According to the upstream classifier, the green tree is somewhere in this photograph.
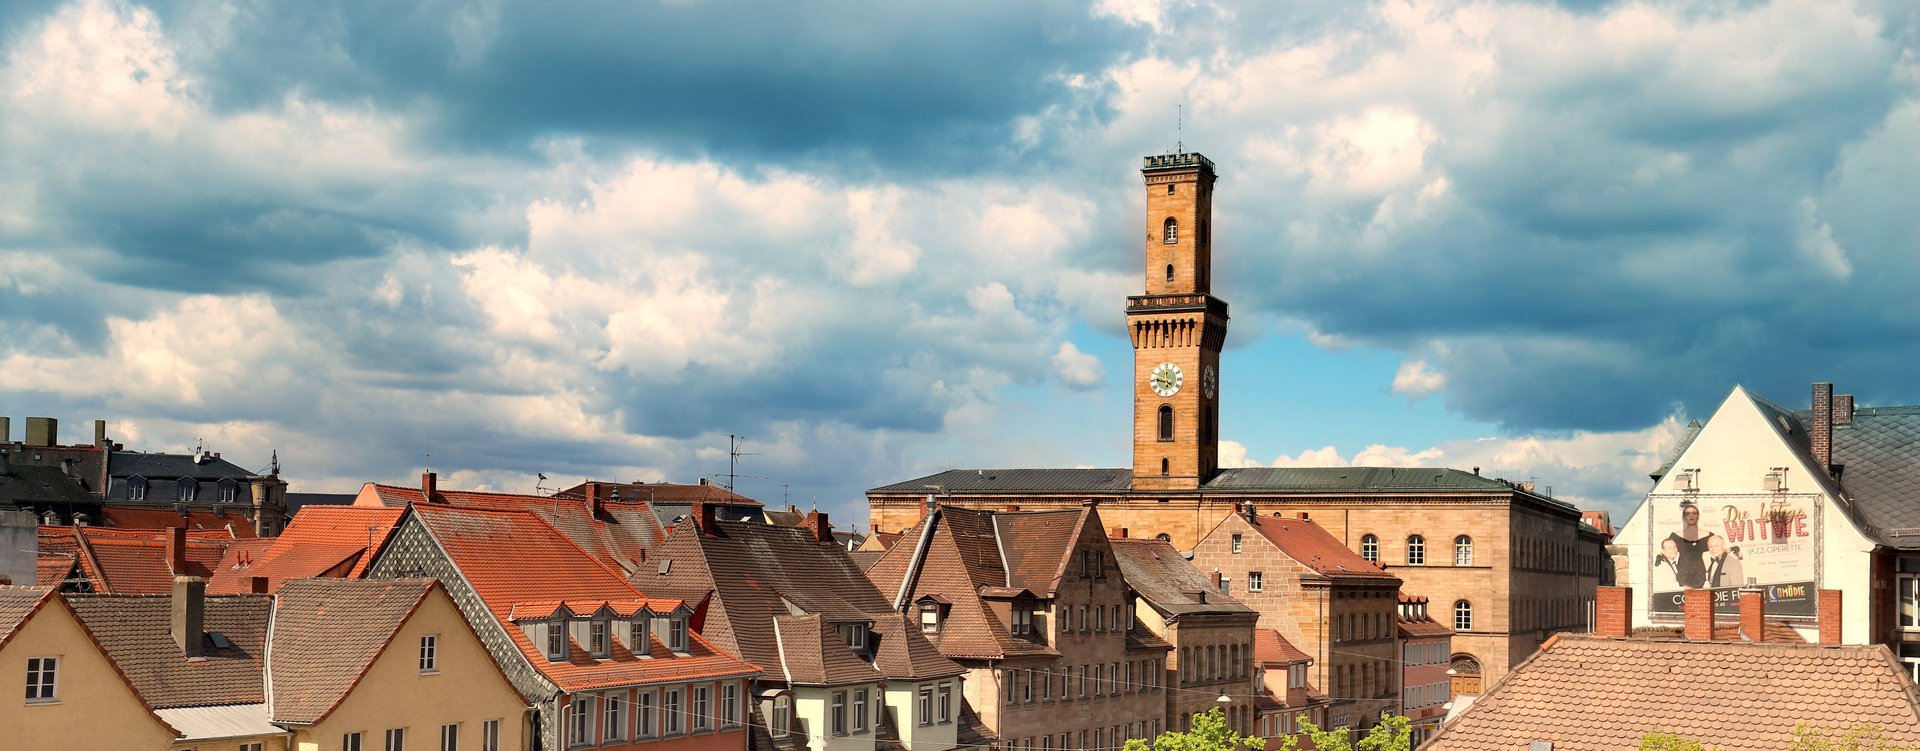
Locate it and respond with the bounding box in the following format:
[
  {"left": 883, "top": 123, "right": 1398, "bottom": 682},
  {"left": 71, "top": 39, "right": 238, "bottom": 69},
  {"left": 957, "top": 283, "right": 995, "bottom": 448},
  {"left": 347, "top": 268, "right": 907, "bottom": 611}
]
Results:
[
  {"left": 1278, "top": 712, "right": 1412, "bottom": 751},
  {"left": 1123, "top": 707, "right": 1266, "bottom": 751},
  {"left": 1790, "top": 723, "right": 1918, "bottom": 751},
  {"left": 1639, "top": 730, "right": 1713, "bottom": 751}
]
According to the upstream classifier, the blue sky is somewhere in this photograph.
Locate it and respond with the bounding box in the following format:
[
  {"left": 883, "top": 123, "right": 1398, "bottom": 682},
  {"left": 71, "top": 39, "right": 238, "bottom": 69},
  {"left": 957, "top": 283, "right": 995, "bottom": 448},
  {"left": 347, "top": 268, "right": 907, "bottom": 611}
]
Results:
[{"left": 2, "top": 0, "right": 1915, "bottom": 526}]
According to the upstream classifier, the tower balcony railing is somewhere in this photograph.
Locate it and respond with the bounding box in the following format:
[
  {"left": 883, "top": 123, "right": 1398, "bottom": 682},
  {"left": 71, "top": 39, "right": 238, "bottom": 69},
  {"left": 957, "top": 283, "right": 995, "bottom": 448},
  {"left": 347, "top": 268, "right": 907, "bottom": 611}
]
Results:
[
  {"left": 1127, "top": 294, "right": 1228, "bottom": 316},
  {"left": 1142, "top": 152, "right": 1215, "bottom": 172}
]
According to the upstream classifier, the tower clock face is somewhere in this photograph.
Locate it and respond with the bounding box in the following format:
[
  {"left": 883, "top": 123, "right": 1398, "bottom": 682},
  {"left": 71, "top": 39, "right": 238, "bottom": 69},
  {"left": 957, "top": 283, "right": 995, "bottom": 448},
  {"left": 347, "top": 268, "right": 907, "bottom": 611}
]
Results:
[
  {"left": 1149, "top": 362, "right": 1184, "bottom": 397},
  {"left": 1203, "top": 365, "right": 1218, "bottom": 399}
]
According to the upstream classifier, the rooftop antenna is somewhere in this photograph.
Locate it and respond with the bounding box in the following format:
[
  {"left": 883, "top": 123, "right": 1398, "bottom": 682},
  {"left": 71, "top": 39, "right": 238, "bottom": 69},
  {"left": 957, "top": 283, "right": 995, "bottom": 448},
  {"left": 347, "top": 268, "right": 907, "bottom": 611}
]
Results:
[
  {"left": 1177, "top": 104, "right": 1183, "bottom": 154},
  {"left": 535, "top": 472, "right": 550, "bottom": 495},
  {"left": 422, "top": 425, "right": 433, "bottom": 474},
  {"left": 718, "top": 434, "right": 761, "bottom": 492}
]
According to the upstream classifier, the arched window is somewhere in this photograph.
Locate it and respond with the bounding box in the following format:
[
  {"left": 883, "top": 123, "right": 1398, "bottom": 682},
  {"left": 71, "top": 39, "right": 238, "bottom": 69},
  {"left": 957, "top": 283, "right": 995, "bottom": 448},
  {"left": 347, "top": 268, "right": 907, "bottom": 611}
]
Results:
[
  {"left": 1453, "top": 600, "right": 1473, "bottom": 631},
  {"left": 127, "top": 476, "right": 148, "bottom": 501},
  {"left": 1158, "top": 405, "right": 1174, "bottom": 442},
  {"left": 1165, "top": 263, "right": 1175, "bottom": 282},
  {"left": 1155, "top": 533, "right": 1172, "bottom": 543},
  {"left": 217, "top": 478, "right": 239, "bottom": 503},
  {"left": 1360, "top": 534, "right": 1379, "bottom": 562},
  {"left": 1163, "top": 217, "right": 1178, "bottom": 244},
  {"left": 1455, "top": 535, "right": 1473, "bottom": 566},
  {"left": 1407, "top": 535, "right": 1426, "bottom": 565},
  {"left": 1160, "top": 458, "right": 1169, "bottom": 476}
]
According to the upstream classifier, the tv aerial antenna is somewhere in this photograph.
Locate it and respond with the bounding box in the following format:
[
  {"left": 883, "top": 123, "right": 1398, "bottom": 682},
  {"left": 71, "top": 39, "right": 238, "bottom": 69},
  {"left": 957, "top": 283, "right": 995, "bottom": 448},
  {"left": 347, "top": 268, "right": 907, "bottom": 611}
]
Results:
[{"left": 714, "top": 434, "right": 763, "bottom": 492}]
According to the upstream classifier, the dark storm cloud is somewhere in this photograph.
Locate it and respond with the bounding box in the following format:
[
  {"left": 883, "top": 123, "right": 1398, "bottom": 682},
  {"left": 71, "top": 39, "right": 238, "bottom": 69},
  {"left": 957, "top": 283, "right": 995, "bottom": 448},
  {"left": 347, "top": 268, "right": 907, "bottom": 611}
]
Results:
[{"left": 138, "top": 0, "right": 1139, "bottom": 169}]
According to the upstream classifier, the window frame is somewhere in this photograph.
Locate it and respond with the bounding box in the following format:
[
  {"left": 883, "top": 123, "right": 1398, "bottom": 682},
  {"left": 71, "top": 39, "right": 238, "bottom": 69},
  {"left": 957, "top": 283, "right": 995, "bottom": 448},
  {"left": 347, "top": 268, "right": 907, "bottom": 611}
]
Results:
[
  {"left": 441, "top": 723, "right": 459, "bottom": 751},
  {"left": 385, "top": 727, "right": 407, "bottom": 751},
  {"left": 832, "top": 690, "right": 849, "bottom": 736},
  {"left": 481, "top": 720, "right": 499, "bottom": 751},
  {"left": 722, "top": 683, "right": 740, "bottom": 728},
  {"left": 917, "top": 685, "right": 934, "bottom": 726},
  {"left": 1247, "top": 571, "right": 1263, "bottom": 592},
  {"left": 419, "top": 635, "right": 439, "bottom": 673},
  {"left": 636, "top": 689, "right": 656, "bottom": 738},
  {"left": 1455, "top": 535, "right": 1474, "bottom": 566},
  {"left": 546, "top": 619, "right": 568, "bottom": 661},
  {"left": 770, "top": 694, "right": 791, "bottom": 737},
  {"left": 566, "top": 695, "right": 594, "bottom": 747},
  {"left": 343, "top": 732, "right": 364, "bottom": 751},
  {"left": 1454, "top": 600, "right": 1473, "bottom": 632},
  {"left": 1163, "top": 217, "right": 1179, "bottom": 244},
  {"left": 663, "top": 687, "right": 683, "bottom": 735},
  {"left": 589, "top": 619, "right": 610, "bottom": 658},
  {"left": 25, "top": 656, "right": 57, "bottom": 703},
  {"left": 852, "top": 688, "right": 869, "bottom": 733},
  {"left": 603, "top": 692, "right": 626, "bottom": 742},
  {"left": 1360, "top": 534, "right": 1379, "bottom": 563},
  {"left": 1407, "top": 535, "right": 1427, "bottom": 566},
  {"left": 691, "top": 685, "right": 711, "bottom": 732},
  {"left": 668, "top": 617, "right": 689, "bottom": 653}
]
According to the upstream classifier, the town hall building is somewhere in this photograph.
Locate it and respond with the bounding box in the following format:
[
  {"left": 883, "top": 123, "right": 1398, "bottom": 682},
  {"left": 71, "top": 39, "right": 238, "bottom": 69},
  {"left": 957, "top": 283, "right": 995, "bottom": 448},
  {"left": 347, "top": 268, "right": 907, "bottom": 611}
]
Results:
[{"left": 867, "top": 151, "right": 1609, "bottom": 692}]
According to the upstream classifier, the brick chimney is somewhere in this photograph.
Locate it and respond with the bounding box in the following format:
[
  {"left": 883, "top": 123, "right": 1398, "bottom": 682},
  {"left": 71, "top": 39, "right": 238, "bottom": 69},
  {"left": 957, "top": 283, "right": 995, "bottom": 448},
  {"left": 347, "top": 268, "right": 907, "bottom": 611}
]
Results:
[
  {"left": 693, "top": 502, "right": 718, "bottom": 536},
  {"left": 803, "top": 510, "right": 833, "bottom": 544},
  {"left": 1683, "top": 589, "right": 1714, "bottom": 640},
  {"left": 585, "top": 482, "right": 603, "bottom": 518},
  {"left": 1811, "top": 382, "right": 1833, "bottom": 471},
  {"left": 1834, "top": 394, "right": 1855, "bottom": 425},
  {"left": 167, "top": 526, "right": 188, "bottom": 575},
  {"left": 1595, "top": 586, "right": 1632, "bottom": 637},
  {"left": 172, "top": 576, "right": 205, "bottom": 657},
  {"left": 421, "top": 472, "right": 438, "bottom": 503},
  {"left": 1818, "top": 589, "right": 1843, "bottom": 644},
  {"left": 1211, "top": 568, "right": 1224, "bottom": 591},
  {"left": 1738, "top": 589, "right": 1766, "bottom": 642},
  {"left": 93, "top": 419, "right": 108, "bottom": 448}
]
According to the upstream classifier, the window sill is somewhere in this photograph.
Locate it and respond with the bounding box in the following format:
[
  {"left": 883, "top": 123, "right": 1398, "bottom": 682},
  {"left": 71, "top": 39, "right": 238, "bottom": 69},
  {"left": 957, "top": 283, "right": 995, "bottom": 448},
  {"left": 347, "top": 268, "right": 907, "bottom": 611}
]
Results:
[
  {"left": 24, "top": 698, "right": 60, "bottom": 706},
  {"left": 420, "top": 670, "right": 440, "bottom": 676}
]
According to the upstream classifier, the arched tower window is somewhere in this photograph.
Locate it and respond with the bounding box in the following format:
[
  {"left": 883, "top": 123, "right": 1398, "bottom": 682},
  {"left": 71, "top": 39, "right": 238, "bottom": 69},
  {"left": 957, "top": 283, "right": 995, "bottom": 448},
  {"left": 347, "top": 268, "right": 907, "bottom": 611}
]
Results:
[
  {"left": 1360, "top": 534, "right": 1379, "bottom": 562},
  {"left": 1160, "top": 458, "right": 1170, "bottom": 476},
  {"left": 1455, "top": 535, "right": 1473, "bottom": 566},
  {"left": 1163, "top": 217, "right": 1178, "bottom": 244},
  {"left": 1158, "top": 405, "right": 1174, "bottom": 442},
  {"left": 1453, "top": 600, "right": 1474, "bottom": 631},
  {"left": 1165, "top": 264, "right": 1175, "bottom": 282}
]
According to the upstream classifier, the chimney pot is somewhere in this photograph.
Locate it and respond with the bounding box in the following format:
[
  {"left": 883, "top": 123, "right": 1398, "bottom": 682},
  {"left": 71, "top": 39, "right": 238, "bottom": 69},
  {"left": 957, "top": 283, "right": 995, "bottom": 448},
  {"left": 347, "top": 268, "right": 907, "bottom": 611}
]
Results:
[
  {"left": 171, "top": 576, "right": 205, "bottom": 657},
  {"left": 1683, "top": 589, "right": 1715, "bottom": 640},
  {"left": 1113, "top": 527, "right": 1128, "bottom": 539},
  {"left": 1739, "top": 589, "right": 1766, "bottom": 642},
  {"left": 1595, "top": 586, "right": 1632, "bottom": 638},
  {"left": 0, "top": 416, "right": 9, "bottom": 442},
  {"left": 1818, "top": 589, "right": 1843, "bottom": 644},
  {"left": 421, "top": 472, "right": 438, "bottom": 503}
]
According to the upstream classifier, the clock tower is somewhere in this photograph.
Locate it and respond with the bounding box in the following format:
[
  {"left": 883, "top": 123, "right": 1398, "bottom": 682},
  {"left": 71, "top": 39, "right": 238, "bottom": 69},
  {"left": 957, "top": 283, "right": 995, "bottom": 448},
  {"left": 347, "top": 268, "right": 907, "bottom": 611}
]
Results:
[{"left": 1131, "top": 151, "right": 1228, "bottom": 491}]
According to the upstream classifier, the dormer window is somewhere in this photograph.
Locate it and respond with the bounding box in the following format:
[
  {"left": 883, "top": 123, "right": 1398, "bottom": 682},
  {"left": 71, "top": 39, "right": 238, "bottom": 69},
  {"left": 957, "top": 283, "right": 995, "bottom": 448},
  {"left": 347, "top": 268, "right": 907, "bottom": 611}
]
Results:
[
  {"left": 546, "top": 619, "right": 568, "bottom": 661},
  {"left": 217, "top": 478, "right": 239, "bottom": 503},
  {"left": 838, "top": 623, "right": 869, "bottom": 652},
  {"left": 668, "top": 616, "right": 689, "bottom": 653},
  {"left": 590, "top": 619, "right": 610, "bottom": 658},
  {"left": 920, "top": 604, "right": 940, "bottom": 633},
  {"left": 127, "top": 476, "right": 148, "bottom": 501},
  {"left": 1011, "top": 607, "right": 1032, "bottom": 636},
  {"left": 631, "top": 614, "right": 652, "bottom": 656},
  {"left": 177, "top": 478, "right": 198, "bottom": 502}
]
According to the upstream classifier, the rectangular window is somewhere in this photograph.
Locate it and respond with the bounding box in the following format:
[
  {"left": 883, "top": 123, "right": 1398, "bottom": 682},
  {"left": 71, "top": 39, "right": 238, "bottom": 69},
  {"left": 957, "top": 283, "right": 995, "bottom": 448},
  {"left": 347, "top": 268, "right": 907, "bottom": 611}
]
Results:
[
  {"left": 440, "top": 724, "right": 458, "bottom": 751},
  {"left": 567, "top": 695, "right": 593, "bottom": 747},
  {"left": 546, "top": 621, "right": 568, "bottom": 661},
  {"left": 938, "top": 683, "right": 953, "bottom": 723},
  {"left": 692, "top": 685, "right": 711, "bottom": 731},
  {"left": 1012, "top": 607, "right": 1032, "bottom": 635},
  {"left": 921, "top": 605, "right": 940, "bottom": 633},
  {"left": 832, "top": 691, "right": 848, "bottom": 735},
  {"left": 632, "top": 615, "right": 652, "bottom": 656},
  {"left": 242, "top": 744, "right": 264, "bottom": 751},
  {"left": 1248, "top": 571, "right": 1263, "bottom": 592},
  {"left": 1220, "top": 576, "right": 1231, "bottom": 594},
  {"left": 723, "top": 683, "right": 740, "bottom": 727},
  {"left": 1078, "top": 665, "right": 1088, "bottom": 697},
  {"left": 1094, "top": 663, "right": 1104, "bottom": 696},
  {"left": 669, "top": 618, "right": 689, "bottom": 652},
  {"left": 481, "top": 720, "right": 499, "bottom": 751},
  {"left": 1232, "top": 533, "right": 1243, "bottom": 554},
  {"left": 604, "top": 692, "right": 625, "bottom": 741},
  {"left": 1901, "top": 574, "right": 1920, "bottom": 629},
  {"left": 1061, "top": 605, "right": 1072, "bottom": 633},
  {"left": 663, "top": 688, "right": 683, "bottom": 735},
  {"left": 636, "top": 690, "right": 656, "bottom": 737},
  {"left": 918, "top": 686, "right": 934, "bottom": 726},
  {"left": 1079, "top": 605, "right": 1089, "bottom": 632},
  {"left": 25, "top": 657, "right": 56, "bottom": 702},
  {"left": 1125, "top": 661, "right": 1133, "bottom": 693},
  {"left": 385, "top": 728, "right": 406, "bottom": 751},
  {"left": 590, "top": 620, "right": 609, "bottom": 658},
  {"left": 1040, "top": 668, "right": 1051, "bottom": 700},
  {"left": 419, "top": 635, "right": 438, "bottom": 673},
  {"left": 1094, "top": 605, "right": 1103, "bottom": 632},
  {"left": 343, "top": 732, "right": 363, "bottom": 751},
  {"left": 772, "top": 695, "right": 791, "bottom": 737},
  {"left": 853, "top": 689, "right": 869, "bottom": 733}
]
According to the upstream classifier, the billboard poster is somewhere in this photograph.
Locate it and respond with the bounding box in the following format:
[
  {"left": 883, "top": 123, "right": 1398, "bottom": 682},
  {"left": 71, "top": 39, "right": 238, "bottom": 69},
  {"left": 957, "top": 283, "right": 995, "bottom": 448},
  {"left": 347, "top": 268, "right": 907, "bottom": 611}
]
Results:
[{"left": 1647, "top": 494, "right": 1819, "bottom": 617}]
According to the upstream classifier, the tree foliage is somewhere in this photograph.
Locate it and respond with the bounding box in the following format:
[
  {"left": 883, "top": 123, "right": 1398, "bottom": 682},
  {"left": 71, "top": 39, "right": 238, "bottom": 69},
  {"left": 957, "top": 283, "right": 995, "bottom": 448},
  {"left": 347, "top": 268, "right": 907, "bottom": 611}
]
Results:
[
  {"left": 1123, "top": 707, "right": 1266, "bottom": 751},
  {"left": 1637, "top": 725, "right": 1920, "bottom": 751},
  {"left": 1278, "top": 712, "right": 1412, "bottom": 751}
]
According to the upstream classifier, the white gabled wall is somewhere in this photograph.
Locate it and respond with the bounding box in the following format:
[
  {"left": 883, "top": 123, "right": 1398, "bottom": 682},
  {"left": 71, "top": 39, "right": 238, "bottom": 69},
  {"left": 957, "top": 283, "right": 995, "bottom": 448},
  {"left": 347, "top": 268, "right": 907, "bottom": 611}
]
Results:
[{"left": 1616, "top": 386, "right": 1875, "bottom": 643}]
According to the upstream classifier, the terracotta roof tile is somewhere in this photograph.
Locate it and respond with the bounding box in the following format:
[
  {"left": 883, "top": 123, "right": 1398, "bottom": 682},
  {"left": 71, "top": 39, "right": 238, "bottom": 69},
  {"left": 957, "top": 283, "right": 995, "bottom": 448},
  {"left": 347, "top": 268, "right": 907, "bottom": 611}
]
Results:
[
  {"left": 0, "top": 585, "right": 54, "bottom": 647},
  {"left": 1426, "top": 635, "right": 1920, "bottom": 751},
  {"left": 412, "top": 505, "right": 759, "bottom": 691},
  {"left": 268, "top": 578, "right": 436, "bottom": 724},
  {"left": 229, "top": 506, "right": 404, "bottom": 593},
  {"left": 1254, "top": 628, "right": 1312, "bottom": 665},
  {"left": 1241, "top": 515, "right": 1398, "bottom": 580},
  {"left": 100, "top": 506, "right": 258, "bottom": 537},
  {"left": 35, "top": 554, "right": 76, "bottom": 587},
  {"left": 205, "top": 539, "right": 276, "bottom": 595},
  {"left": 66, "top": 592, "right": 271, "bottom": 708},
  {"left": 367, "top": 485, "right": 661, "bottom": 576}
]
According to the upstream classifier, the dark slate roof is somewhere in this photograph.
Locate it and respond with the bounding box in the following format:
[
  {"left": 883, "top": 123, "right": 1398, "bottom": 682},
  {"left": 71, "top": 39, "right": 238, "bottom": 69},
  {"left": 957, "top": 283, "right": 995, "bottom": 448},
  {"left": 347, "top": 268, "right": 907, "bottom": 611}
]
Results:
[
  {"left": 871, "top": 469, "right": 1133, "bottom": 494},
  {"left": 1824, "top": 406, "right": 1920, "bottom": 547},
  {"left": 67, "top": 592, "right": 271, "bottom": 708},
  {"left": 109, "top": 452, "right": 259, "bottom": 481},
  {"left": 0, "top": 464, "right": 97, "bottom": 507},
  {"left": 1111, "top": 538, "right": 1254, "bottom": 618},
  {"left": 282, "top": 493, "right": 355, "bottom": 514}
]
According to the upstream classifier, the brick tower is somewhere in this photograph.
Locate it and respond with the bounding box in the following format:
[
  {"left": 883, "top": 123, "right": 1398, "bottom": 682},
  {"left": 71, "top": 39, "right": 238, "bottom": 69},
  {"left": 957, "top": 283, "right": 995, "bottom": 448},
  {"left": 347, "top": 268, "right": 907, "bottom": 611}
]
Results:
[{"left": 1131, "top": 151, "right": 1228, "bottom": 491}]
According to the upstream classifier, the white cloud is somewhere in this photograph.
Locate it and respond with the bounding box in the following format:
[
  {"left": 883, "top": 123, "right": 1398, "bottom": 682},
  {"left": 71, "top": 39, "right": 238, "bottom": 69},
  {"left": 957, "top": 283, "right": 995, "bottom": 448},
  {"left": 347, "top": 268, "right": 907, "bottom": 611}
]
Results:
[
  {"left": 1391, "top": 358, "right": 1446, "bottom": 399},
  {"left": 1051, "top": 341, "right": 1106, "bottom": 390}
]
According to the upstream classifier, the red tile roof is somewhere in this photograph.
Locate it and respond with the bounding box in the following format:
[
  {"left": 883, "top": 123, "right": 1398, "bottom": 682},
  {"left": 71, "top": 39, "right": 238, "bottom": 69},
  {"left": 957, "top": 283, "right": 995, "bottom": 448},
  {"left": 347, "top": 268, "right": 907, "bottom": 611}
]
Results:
[
  {"left": 1426, "top": 635, "right": 1920, "bottom": 750},
  {"left": 1239, "top": 515, "right": 1398, "bottom": 580},
  {"left": 35, "top": 554, "right": 75, "bottom": 587},
  {"left": 205, "top": 538, "right": 276, "bottom": 595},
  {"left": 100, "top": 506, "right": 258, "bottom": 537},
  {"left": 410, "top": 504, "right": 759, "bottom": 691},
  {"left": 1254, "top": 628, "right": 1312, "bottom": 665},
  {"left": 268, "top": 578, "right": 437, "bottom": 724},
  {"left": 362, "top": 484, "right": 661, "bottom": 576},
  {"left": 220, "top": 506, "right": 404, "bottom": 593}
]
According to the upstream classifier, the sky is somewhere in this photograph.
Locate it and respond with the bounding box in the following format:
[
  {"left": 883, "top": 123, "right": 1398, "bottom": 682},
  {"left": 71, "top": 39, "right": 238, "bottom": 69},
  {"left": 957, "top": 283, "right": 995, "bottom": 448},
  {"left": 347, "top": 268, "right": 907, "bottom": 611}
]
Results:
[{"left": 2, "top": 0, "right": 1916, "bottom": 528}]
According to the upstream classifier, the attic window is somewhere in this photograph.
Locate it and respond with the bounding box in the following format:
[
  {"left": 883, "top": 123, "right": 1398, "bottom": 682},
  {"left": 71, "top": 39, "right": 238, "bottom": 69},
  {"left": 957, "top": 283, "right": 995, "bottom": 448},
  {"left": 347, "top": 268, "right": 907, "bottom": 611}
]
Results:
[
  {"left": 217, "top": 478, "right": 239, "bottom": 503},
  {"left": 546, "top": 619, "right": 568, "bottom": 661},
  {"left": 631, "top": 615, "right": 653, "bottom": 656},
  {"left": 206, "top": 631, "right": 234, "bottom": 650},
  {"left": 128, "top": 476, "right": 148, "bottom": 501},
  {"left": 920, "top": 604, "right": 941, "bottom": 633},
  {"left": 668, "top": 616, "right": 689, "bottom": 653},
  {"left": 657, "top": 559, "right": 672, "bottom": 575},
  {"left": 1011, "top": 607, "right": 1032, "bottom": 636},
  {"left": 838, "top": 623, "right": 868, "bottom": 652},
  {"left": 177, "top": 478, "right": 198, "bottom": 502},
  {"left": 590, "top": 619, "right": 611, "bottom": 658}
]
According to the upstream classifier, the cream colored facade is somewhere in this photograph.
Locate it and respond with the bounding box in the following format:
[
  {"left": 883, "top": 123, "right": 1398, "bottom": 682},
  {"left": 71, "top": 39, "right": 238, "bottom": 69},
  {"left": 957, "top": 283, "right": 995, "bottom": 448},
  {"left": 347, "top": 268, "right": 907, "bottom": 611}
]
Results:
[
  {"left": 287, "top": 588, "right": 528, "bottom": 751},
  {"left": 1, "top": 593, "right": 178, "bottom": 749}
]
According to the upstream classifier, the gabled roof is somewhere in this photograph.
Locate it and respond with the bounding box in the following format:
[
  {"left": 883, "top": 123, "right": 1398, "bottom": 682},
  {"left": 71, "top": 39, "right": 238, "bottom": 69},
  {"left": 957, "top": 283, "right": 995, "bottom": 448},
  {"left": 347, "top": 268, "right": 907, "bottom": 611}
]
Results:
[
  {"left": 100, "top": 506, "right": 258, "bottom": 537},
  {"left": 873, "top": 466, "right": 1545, "bottom": 496},
  {"left": 206, "top": 538, "right": 276, "bottom": 595},
  {"left": 38, "top": 527, "right": 232, "bottom": 594},
  {"left": 558, "top": 481, "right": 762, "bottom": 507},
  {"left": 230, "top": 506, "right": 404, "bottom": 593},
  {"left": 769, "top": 613, "right": 879, "bottom": 686},
  {"left": 1229, "top": 514, "right": 1399, "bottom": 581},
  {"left": 0, "top": 585, "right": 55, "bottom": 648},
  {"left": 1111, "top": 538, "right": 1254, "bottom": 617},
  {"left": 872, "top": 468, "right": 1133, "bottom": 494},
  {"left": 66, "top": 592, "right": 271, "bottom": 708},
  {"left": 408, "top": 504, "right": 759, "bottom": 691},
  {"left": 644, "top": 519, "right": 960, "bottom": 684},
  {"left": 1429, "top": 635, "right": 1920, "bottom": 750},
  {"left": 268, "top": 578, "right": 437, "bottom": 725},
  {"left": 361, "top": 484, "right": 662, "bottom": 576},
  {"left": 1253, "top": 628, "right": 1311, "bottom": 666}
]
